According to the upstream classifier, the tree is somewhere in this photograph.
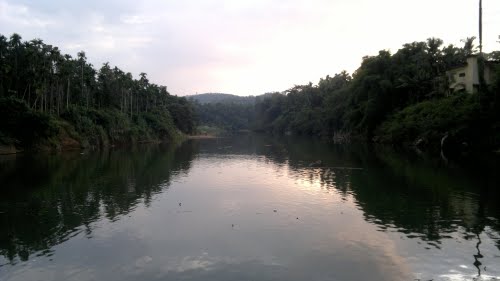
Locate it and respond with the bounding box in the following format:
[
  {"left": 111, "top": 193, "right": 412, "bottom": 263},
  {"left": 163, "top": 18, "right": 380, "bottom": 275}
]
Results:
[{"left": 0, "top": 32, "right": 196, "bottom": 146}]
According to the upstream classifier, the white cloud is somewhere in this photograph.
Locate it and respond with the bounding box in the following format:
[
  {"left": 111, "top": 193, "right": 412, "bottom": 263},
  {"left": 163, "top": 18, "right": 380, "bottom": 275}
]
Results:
[
  {"left": 121, "top": 15, "right": 154, "bottom": 25},
  {"left": 0, "top": 0, "right": 499, "bottom": 96},
  {"left": 0, "top": 1, "right": 55, "bottom": 28}
]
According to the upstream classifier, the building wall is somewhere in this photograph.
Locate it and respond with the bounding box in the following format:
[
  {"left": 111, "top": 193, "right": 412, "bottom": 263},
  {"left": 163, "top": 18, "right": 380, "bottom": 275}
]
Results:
[
  {"left": 447, "top": 56, "right": 495, "bottom": 94},
  {"left": 448, "top": 67, "right": 468, "bottom": 92},
  {"left": 465, "top": 56, "right": 479, "bottom": 93}
]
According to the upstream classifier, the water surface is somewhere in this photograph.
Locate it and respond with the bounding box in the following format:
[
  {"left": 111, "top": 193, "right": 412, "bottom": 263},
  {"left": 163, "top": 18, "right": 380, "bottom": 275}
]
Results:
[{"left": 1, "top": 136, "right": 499, "bottom": 280}]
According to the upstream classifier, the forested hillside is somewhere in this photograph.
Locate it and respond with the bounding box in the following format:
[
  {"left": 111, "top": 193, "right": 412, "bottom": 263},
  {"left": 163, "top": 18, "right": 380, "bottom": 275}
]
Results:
[
  {"left": 189, "top": 93, "right": 255, "bottom": 132},
  {"left": 188, "top": 93, "right": 255, "bottom": 105},
  {"left": 251, "top": 37, "right": 500, "bottom": 151},
  {"left": 187, "top": 37, "right": 500, "bottom": 152},
  {"left": 0, "top": 33, "right": 195, "bottom": 152},
  {"left": 2, "top": 32, "right": 499, "bottom": 153}
]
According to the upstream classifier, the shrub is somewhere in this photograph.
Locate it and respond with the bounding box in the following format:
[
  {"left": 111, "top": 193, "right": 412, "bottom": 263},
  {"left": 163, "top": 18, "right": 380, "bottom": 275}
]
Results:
[
  {"left": 0, "top": 97, "right": 58, "bottom": 147},
  {"left": 376, "top": 94, "right": 481, "bottom": 146}
]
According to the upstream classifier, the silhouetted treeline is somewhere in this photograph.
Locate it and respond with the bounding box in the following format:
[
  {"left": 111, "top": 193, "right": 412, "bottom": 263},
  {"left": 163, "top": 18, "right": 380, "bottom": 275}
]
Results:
[
  {"left": 251, "top": 37, "right": 500, "bottom": 149},
  {"left": 189, "top": 93, "right": 255, "bottom": 105},
  {"left": 0, "top": 33, "right": 195, "bottom": 149},
  {"left": 192, "top": 101, "right": 254, "bottom": 131}
]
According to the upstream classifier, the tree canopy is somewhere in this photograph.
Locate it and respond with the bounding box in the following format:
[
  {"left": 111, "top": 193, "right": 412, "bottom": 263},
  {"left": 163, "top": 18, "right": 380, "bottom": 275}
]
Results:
[
  {"left": 250, "top": 37, "right": 500, "bottom": 149},
  {"left": 0, "top": 33, "right": 195, "bottom": 148}
]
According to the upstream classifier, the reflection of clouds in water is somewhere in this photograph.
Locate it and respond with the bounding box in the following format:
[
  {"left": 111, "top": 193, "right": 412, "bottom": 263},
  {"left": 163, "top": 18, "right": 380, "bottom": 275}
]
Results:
[
  {"left": 152, "top": 250, "right": 412, "bottom": 281},
  {"left": 117, "top": 255, "right": 154, "bottom": 276},
  {"left": 3, "top": 138, "right": 500, "bottom": 281},
  {"left": 176, "top": 156, "right": 413, "bottom": 280},
  {"left": 156, "top": 258, "right": 287, "bottom": 281},
  {"left": 286, "top": 249, "right": 411, "bottom": 281},
  {"left": 170, "top": 253, "right": 219, "bottom": 273},
  {"left": 325, "top": 219, "right": 413, "bottom": 280},
  {"left": 135, "top": 255, "right": 153, "bottom": 268},
  {"left": 159, "top": 253, "right": 218, "bottom": 276}
]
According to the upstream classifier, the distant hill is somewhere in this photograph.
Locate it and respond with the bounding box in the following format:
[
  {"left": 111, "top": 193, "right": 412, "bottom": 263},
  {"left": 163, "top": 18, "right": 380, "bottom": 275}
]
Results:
[{"left": 188, "top": 93, "right": 256, "bottom": 105}]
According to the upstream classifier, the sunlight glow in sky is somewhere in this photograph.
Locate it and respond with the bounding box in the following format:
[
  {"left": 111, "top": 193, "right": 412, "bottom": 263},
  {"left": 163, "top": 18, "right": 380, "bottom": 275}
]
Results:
[{"left": 1, "top": 0, "right": 499, "bottom": 96}]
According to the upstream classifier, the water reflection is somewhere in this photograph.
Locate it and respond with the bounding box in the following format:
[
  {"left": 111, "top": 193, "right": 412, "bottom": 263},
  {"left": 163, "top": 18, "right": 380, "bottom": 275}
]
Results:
[
  {"left": 191, "top": 136, "right": 500, "bottom": 279},
  {"left": 197, "top": 136, "right": 500, "bottom": 241},
  {"left": 0, "top": 135, "right": 499, "bottom": 280},
  {"left": 0, "top": 142, "right": 197, "bottom": 265}
]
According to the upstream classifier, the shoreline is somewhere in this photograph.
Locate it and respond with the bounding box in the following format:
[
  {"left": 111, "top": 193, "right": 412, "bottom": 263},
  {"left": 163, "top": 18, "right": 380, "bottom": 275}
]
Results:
[{"left": 186, "top": 135, "right": 219, "bottom": 140}]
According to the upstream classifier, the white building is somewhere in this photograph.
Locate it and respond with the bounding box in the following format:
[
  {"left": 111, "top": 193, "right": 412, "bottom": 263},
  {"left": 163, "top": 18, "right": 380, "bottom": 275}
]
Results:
[{"left": 446, "top": 55, "right": 496, "bottom": 93}]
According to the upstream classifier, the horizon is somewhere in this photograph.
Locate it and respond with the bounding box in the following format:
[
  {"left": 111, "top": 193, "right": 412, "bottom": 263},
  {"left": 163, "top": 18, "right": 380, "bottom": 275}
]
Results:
[{"left": 1, "top": 0, "right": 499, "bottom": 96}]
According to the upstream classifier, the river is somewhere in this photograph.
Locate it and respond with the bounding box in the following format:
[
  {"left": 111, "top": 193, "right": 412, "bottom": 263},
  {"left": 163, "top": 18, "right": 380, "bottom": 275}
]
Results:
[{"left": 1, "top": 135, "right": 499, "bottom": 280}]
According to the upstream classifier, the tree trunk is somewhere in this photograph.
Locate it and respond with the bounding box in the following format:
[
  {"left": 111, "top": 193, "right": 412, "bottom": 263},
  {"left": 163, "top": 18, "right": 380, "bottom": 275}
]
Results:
[
  {"left": 66, "top": 78, "right": 70, "bottom": 110},
  {"left": 121, "top": 88, "right": 124, "bottom": 112},
  {"left": 81, "top": 63, "right": 84, "bottom": 103},
  {"left": 130, "top": 92, "right": 133, "bottom": 117},
  {"left": 33, "top": 95, "right": 38, "bottom": 110},
  {"left": 50, "top": 82, "right": 53, "bottom": 115},
  {"left": 21, "top": 85, "right": 28, "bottom": 100},
  {"left": 28, "top": 84, "right": 31, "bottom": 108}
]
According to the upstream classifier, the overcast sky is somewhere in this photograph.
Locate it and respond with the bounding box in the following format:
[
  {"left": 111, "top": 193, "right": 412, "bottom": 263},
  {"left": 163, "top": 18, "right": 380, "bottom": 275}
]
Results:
[{"left": 1, "top": 0, "right": 499, "bottom": 96}]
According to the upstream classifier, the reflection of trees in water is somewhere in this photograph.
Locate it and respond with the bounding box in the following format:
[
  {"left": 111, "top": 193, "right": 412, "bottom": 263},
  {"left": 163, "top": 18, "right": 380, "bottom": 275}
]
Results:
[
  {"left": 3, "top": 136, "right": 497, "bottom": 268},
  {"left": 198, "top": 135, "right": 500, "bottom": 258},
  {"left": 0, "top": 142, "right": 197, "bottom": 264},
  {"left": 200, "top": 135, "right": 364, "bottom": 199},
  {"left": 356, "top": 148, "right": 499, "bottom": 246},
  {"left": 274, "top": 140, "right": 500, "bottom": 276},
  {"left": 226, "top": 136, "right": 500, "bottom": 249}
]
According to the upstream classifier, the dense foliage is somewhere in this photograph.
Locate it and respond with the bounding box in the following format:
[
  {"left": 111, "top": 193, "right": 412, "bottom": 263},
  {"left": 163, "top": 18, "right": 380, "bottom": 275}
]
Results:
[
  {"left": 189, "top": 93, "right": 255, "bottom": 105},
  {"left": 251, "top": 37, "right": 500, "bottom": 150},
  {"left": 187, "top": 93, "right": 255, "bottom": 132},
  {"left": 0, "top": 33, "right": 195, "bottom": 149},
  {"left": 2, "top": 32, "right": 499, "bottom": 151}
]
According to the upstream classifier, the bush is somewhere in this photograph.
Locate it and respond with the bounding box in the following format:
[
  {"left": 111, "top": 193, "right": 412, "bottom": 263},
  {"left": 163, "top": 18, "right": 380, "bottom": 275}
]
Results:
[
  {"left": 376, "top": 94, "right": 482, "bottom": 147},
  {"left": 141, "top": 110, "right": 177, "bottom": 140},
  {"left": 0, "top": 97, "right": 58, "bottom": 147}
]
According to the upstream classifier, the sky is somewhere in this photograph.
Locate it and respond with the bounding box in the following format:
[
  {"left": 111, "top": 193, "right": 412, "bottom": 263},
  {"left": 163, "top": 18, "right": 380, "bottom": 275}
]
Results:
[{"left": 1, "top": 0, "right": 499, "bottom": 96}]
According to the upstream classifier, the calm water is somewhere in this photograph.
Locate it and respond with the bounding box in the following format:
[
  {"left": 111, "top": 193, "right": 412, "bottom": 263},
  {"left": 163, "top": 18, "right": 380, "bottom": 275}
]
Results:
[{"left": 1, "top": 136, "right": 499, "bottom": 281}]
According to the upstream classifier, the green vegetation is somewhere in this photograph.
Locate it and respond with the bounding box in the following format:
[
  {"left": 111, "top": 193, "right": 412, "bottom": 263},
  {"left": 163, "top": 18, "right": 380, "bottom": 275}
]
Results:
[
  {"left": 192, "top": 101, "right": 254, "bottom": 132},
  {"left": 196, "top": 125, "right": 226, "bottom": 136},
  {"left": 376, "top": 95, "right": 488, "bottom": 146},
  {"left": 2, "top": 32, "right": 499, "bottom": 152},
  {"left": 250, "top": 37, "right": 500, "bottom": 151},
  {"left": 188, "top": 93, "right": 255, "bottom": 133},
  {"left": 0, "top": 33, "right": 195, "bottom": 151},
  {"left": 189, "top": 93, "right": 255, "bottom": 105},
  {"left": 0, "top": 97, "right": 58, "bottom": 148}
]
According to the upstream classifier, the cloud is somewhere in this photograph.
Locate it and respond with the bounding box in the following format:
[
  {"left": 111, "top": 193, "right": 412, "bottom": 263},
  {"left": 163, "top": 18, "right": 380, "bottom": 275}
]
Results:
[
  {"left": 120, "top": 15, "right": 154, "bottom": 25},
  {"left": 0, "top": 0, "right": 499, "bottom": 96},
  {"left": 0, "top": 1, "right": 55, "bottom": 28}
]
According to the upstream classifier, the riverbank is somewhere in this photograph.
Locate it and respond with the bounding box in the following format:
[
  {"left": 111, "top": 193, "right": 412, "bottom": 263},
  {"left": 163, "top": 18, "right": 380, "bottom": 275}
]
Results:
[{"left": 187, "top": 135, "right": 219, "bottom": 139}]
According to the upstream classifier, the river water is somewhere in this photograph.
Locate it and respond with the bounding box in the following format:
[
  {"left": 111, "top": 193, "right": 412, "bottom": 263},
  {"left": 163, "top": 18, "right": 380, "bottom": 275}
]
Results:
[{"left": 1, "top": 136, "right": 499, "bottom": 281}]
